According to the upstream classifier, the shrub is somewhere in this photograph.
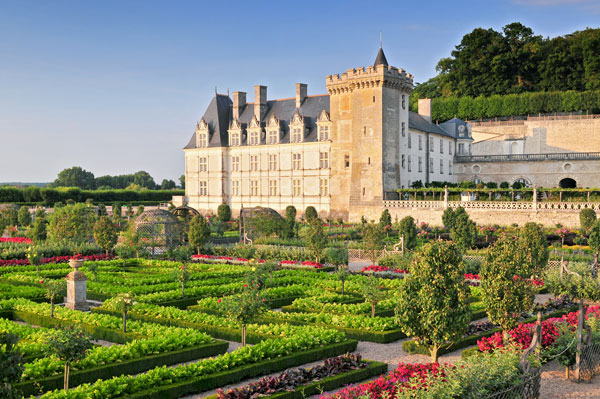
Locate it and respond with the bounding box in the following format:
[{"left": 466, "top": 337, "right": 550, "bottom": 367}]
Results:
[
  {"left": 17, "top": 207, "right": 31, "bottom": 227},
  {"left": 398, "top": 216, "right": 417, "bottom": 250},
  {"left": 217, "top": 204, "right": 232, "bottom": 222},
  {"left": 304, "top": 206, "right": 318, "bottom": 222},
  {"left": 580, "top": 208, "right": 596, "bottom": 231}
]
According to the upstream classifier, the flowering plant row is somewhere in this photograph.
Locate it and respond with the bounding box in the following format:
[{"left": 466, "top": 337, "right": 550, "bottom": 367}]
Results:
[
  {"left": 0, "top": 237, "right": 33, "bottom": 244},
  {"left": 362, "top": 265, "right": 408, "bottom": 274},
  {"left": 0, "top": 253, "right": 114, "bottom": 267},
  {"left": 477, "top": 305, "right": 600, "bottom": 352},
  {"left": 192, "top": 253, "right": 324, "bottom": 269}
]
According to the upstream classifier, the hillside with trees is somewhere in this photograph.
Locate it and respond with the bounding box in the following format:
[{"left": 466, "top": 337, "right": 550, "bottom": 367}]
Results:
[{"left": 410, "top": 23, "right": 600, "bottom": 120}]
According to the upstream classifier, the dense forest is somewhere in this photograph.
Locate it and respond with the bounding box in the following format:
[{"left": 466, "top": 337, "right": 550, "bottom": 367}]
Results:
[{"left": 410, "top": 23, "right": 600, "bottom": 118}]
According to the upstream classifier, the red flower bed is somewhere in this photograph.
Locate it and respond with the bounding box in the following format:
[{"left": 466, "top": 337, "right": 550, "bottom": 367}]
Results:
[
  {"left": 322, "top": 362, "right": 447, "bottom": 399},
  {"left": 478, "top": 305, "right": 600, "bottom": 352},
  {"left": 362, "top": 265, "right": 408, "bottom": 274},
  {"left": 191, "top": 254, "right": 322, "bottom": 269},
  {"left": 0, "top": 237, "right": 33, "bottom": 244},
  {"left": 0, "top": 254, "right": 114, "bottom": 267}
]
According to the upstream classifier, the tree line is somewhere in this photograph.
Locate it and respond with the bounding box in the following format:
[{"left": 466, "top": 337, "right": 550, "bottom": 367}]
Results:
[{"left": 47, "top": 166, "right": 185, "bottom": 191}]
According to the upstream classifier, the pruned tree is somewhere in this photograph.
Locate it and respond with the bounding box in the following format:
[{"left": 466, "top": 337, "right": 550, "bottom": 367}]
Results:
[
  {"left": 188, "top": 215, "right": 211, "bottom": 254},
  {"left": 398, "top": 216, "right": 418, "bottom": 250},
  {"left": 46, "top": 327, "right": 93, "bottom": 390},
  {"left": 394, "top": 240, "right": 471, "bottom": 363},
  {"left": 93, "top": 216, "right": 117, "bottom": 255},
  {"left": 300, "top": 218, "right": 328, "bottom": 263},
  {"left": 361, "top": 275, "right": 387, "bottom": 317}
]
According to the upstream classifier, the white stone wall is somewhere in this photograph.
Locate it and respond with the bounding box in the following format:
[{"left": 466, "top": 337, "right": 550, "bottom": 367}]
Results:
[{"left": 185, "top": 141, "right": 331, "bottom": 214}]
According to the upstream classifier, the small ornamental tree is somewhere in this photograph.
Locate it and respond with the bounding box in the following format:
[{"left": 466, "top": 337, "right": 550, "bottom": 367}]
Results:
[
  {"left": 480, "top": 234, "right": 536, "bottom": 342},
  {"left": 518, "top": 222, "right": 548, "bottom": 278},
  {"left": 217, "top": 204, "right": 232, "bottom": 222},
  {"left": 188, "top": 215, "right": 211, "bottom": 254},
  {"left": 450, "top": 212, "right": 477, "bottom": 253},
  {"left": 43, "top": 280, "right": 66, "bottom": 318},
  {"left": 0, "top": 333, "right": 24, "bottom": 399},
  {"left": 394, "top": 240, "right": 471, "bottom": 363},
  {"left": 283, "top": 205, "right": 297, "bottom": 239},
  {"left": 441, "top": 207, "right": 455, "bottom": 230},
  {"left": 171, "top": 264, "right": 190, "bottom": 298},
  {"left": 398, "top": 216, "right": 418, "bottom": 250},
  {"left": 336, "top": 266, "right": 350, "bottom": 295},
  {"left": 31, "top": 214, "right": 48, "bottom": 242},
  {"left": 325, "top": 247, "right": 349, "bottom": 268},
  {"left": 111, "top": 293, "right": 136, "bottom": 333},
  {"left": 258, "top": 260, "right": 279, "bottom": 287},
  {"left": 93, "top": 216, "right": 117, "bottom": 255},
  {"left": 300, "top": 218, "right": 328, "bottom": 263},
  {"left": 589, "top": 220, "right": 600, "bottom": 259},
  {"left": 46, "top": 327, "right": 93, "bottom": 390},
  {"left": 379, "top": 209, "right": 392, "bottom": 228},
  {"left": 362, "top": 222, "right": 386, "bottom": 265},
  {"left": 580, "top": 208, "right": 596, "bottom": 232},
  {"left": 112, "top": 203, "right": 122, "bottom": 223},
  {"left": 304, "top": 206, "right": 318, "bottom": 222},
  {"left": 361, "top": 276, "right": 387, "bottom": 317},
  {"left": 219, "top": 287, "right": 267, "bottom": 346},
  {"left": 26, "top": 246, "right": 41, "bottom": 278},
  {"left": 17, "top": 206, "right": 31, "bottom": 227}
]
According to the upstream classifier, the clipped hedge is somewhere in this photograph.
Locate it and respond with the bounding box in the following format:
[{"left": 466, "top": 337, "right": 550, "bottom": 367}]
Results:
[
  {"left": 257, "top": 314, "right": 405, "bottom": 344},
  {"left": 203, "top": 360, "right": 388, "bottom": 399},
  {"left": 428, "top": 90, "right": 600, "bottom": 122},
  {"left": 16, "top": 341, "right": 228, "bottom": 396},
  {"left": 120, "top": 340, "right": 358, "bottom": 399},
  {"left": 92, "top": 307, "right": 274, "bottom": 344},
  {"left": 0, "top": 186, "right": 183, "bottom": 205},
  {"left": 402, "top": 305, "right": 579, "bottom": 357}
]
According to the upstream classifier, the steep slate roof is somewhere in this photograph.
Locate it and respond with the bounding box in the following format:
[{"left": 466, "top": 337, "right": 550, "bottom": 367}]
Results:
[
  {"left": 409, "top": 112, "right": 456, "bottom": 138},
  {"left": 185, "top": 94, "right": 330, "bottom": 149},
  {"left": 373, "top": 47, "right": 389, "bottom": 67},
  {"left": 438, "top": 117, "right": 470, "bottom": 139}
]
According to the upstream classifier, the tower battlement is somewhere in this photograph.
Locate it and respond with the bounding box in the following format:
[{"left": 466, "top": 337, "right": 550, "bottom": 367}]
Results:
[{"left": 326, "top": 64, "right": 413, "bottom": 94}]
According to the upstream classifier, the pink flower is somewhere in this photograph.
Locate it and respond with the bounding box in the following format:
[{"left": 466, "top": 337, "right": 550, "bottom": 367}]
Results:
[{"left": 217, "top": 298, "right": 221, "bottom": 303}]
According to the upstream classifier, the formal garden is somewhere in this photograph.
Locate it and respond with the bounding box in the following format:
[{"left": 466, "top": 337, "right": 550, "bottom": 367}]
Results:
[{"left": 1, "top": 200, "right": 600, "bottom": 398}]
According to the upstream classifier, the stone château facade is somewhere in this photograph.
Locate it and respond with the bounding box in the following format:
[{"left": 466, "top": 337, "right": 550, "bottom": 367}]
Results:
[{"left": 181, "top": 48, "right": 600, "bottom": 220}]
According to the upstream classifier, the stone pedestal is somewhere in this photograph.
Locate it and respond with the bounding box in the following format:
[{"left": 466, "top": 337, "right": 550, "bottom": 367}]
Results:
[{"left": 65, "top": 259, "right": 89, "bottom": 311}]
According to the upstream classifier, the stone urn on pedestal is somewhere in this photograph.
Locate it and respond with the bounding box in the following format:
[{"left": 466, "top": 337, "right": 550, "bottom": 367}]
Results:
[{"left": 65, "top": 257, "right": 89, "bottom": 311}]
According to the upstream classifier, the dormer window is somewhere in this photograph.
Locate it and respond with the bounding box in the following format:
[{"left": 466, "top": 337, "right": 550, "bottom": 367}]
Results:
[
  {"left": 195, "top": 119, "right": 209, "bottom": 148},
  {"left": 247, "top": 115, "right": 262, "bottom": 146},
  {"left": 267, "top": 115, "right": 280, "bottom": 144},
  {"left": 317, "top": 109, "right": 331, "bottom": 141},
  {"left": 290, "top": 110, "right": 305, "bottom": 143},
  {"left": 228, "top": 119, "right": 243, "bottom": 146},
  {"left": 249, "top": 131, "right": 260, "bottom": 145},
  {"left": 458, "top": 125, "right": 465, "bottom": 138}
]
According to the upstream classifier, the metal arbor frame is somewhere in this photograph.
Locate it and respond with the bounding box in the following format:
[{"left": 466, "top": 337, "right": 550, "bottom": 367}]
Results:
[{"left": 134, "top": 209, "right": 183, "bottom": 255}]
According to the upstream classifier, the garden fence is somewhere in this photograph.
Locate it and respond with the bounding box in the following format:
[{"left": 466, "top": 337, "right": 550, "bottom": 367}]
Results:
[
  {"left": 578, "top": 342, "right": 600, "bottom": 381},
  {"left": 482, "top": 368, "right": 541, "bottom": 399}
]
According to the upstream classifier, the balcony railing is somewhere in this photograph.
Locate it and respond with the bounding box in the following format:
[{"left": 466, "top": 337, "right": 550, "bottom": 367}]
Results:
[{"left": 455, "top": 152, "right": 600, "bottom": 163}]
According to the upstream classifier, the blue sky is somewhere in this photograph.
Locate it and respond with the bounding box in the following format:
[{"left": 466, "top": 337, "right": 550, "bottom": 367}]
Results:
[{"left": 1, "top": 0, "right": 599, "bottom": 183}]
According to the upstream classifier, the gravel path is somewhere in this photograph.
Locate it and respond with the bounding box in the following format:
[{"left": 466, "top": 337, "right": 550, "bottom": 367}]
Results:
[{"left": 540, "top": 360, "right": 600, "bottom": 398}]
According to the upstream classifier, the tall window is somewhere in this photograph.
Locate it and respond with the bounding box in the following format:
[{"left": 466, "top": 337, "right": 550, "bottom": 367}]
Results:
[
  {"left": 269, "top": 180, "right": 278, "bottom": 196},
  {"left": 408, "top": 155, "right": 412, "bottom": 172},
  {"left": 449, "top": 160, "right": 453, "bottom": 175},
  {"left": 268, "top": 130, "right": 279, "bottom": 144},
  {"left": 429, "top": 137, "right": 434, "bottom": 152},
  {"left": 199, "top": 181, "right": 207, "bottom": 196},
  {"left": 199, "top": 157, "right": 207, "bottom": 172},
  {"left": 269, "top": 154, "right": 277, "bottom": 171},
  {"left": 418, "top": 157, "right": 422, "bottom": 172},
  {"left": 408, "top": 133, "right": 412, "bottom": 148},
  {"left": 291, "top": 128, "right": 303, "bottom": 143},
  {"left": 230, "top": 132, "right": 240, "bottom": 146},
  {"left": 319, "top": 125, "right": 329, "bottom": 141},
  {"left": 197, "top": 132, "right": 208, "bottom": 148},
  {"left": 401, "top": 155, "right": 406, "bottom": 169},
  {"left": 250, "top": 155, "right": 259, "bottom": 171},
  {"left": 401, "top": 122, "right": 406, "bottom": 137},
  {"left": 449, "top": 142, "right": 453, "bottom": 155},
  {"left": 440, "top": 159, "right": 444, "bottom": 174},
  {"left": 292, "top": 153, "right": 302, "bottom": 170},
  {"left": 231, "top": 180, "right": 240, "bottom": 196},
  {"left": 250, "top": 180, "right": 259, "bottom": 196},
  {"left": 319, "top": 152, "right": 329, "bottom": 169},
  {"left": 344, "top": 154, "right": 350, "bottom": 168},
  {"left": 418, "top": 136, "right": 422, "bottom": 150},
  {"left": 430, "top": 158, "right": 434, "bottom": 173},
  {"left": 319, "top": 178, "right": 329, "bottom": 196},
  {"left": 249, "top": 131, "right": 260, "bottom": 146},
  {"left": 231, "top": 156, "right": 240, "bottom": 172},
  {"left": 458, "top": 143, "right": 465, "bottom": 155},
  {"left": 402, "top": 95, "right": 406, "bottom": 110},
  {"left": 440, "top": 139, "right": 443, "bottom": 154},
  {"left": 293, "top": 179, "right": 302, "bottom": 196}
]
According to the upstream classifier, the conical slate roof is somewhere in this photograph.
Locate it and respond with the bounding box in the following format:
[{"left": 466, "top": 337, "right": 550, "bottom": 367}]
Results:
[{"left": 374, "top": 47, "right": 388, "bottom": 67}]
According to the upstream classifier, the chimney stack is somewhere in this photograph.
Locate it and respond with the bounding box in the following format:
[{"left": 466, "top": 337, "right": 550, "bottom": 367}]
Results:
[
  {"left": 254, "top": 85, "right": 267, "bottom": 121},
  {"left": 296, "top": 83, "right": 307, "bottom": 109},
  {"left": 232, "top": 91, "right": 246, "bottom": 120},
  {"left": 418, "top": 98, "right": 432, "bottom": 123}
]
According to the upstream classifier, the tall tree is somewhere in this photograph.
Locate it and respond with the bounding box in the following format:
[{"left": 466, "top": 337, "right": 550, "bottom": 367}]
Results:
[
  {"left": 132, "top": 171, "right": 156, "bottom": 189},
  {"left": 300, "top": 218, "right": 328, "bottom": 263},
  {"left": 51, "top": 166, "right": 96, "bottom": 189},
  {"left": 93, "top": 216, "right": 118, "bottom": 255},
  {"left": 188, "top": 215, "right": 211, "bottom": 254}
]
